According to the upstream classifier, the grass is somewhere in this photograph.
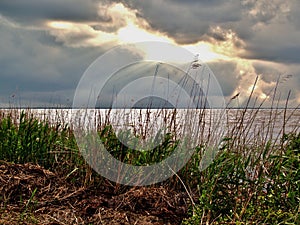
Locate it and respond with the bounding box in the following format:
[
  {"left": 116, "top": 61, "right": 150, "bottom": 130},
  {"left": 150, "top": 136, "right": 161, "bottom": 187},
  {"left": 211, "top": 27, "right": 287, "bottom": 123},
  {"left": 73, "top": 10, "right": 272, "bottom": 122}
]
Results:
[
  {"left": 0, "top": 79, "right": 299, "bottom": 224},
  {"left": 182, "top": 133, "right": 300, "bottom": 224}
]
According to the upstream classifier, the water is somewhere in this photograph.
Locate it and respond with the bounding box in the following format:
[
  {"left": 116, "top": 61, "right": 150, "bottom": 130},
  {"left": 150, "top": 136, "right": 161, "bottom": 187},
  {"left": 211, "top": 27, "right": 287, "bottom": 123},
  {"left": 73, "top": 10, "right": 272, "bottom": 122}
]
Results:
[{"left": 1, "top": 108, "right": 299, "bottom": 144}]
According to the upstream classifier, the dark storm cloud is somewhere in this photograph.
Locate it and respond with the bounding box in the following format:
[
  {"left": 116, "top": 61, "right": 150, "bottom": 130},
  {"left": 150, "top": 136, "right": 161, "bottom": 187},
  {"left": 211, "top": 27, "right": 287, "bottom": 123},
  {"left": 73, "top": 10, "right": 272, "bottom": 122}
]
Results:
[
  {"left": 0, "top": 0, "right": 110, "bottom": 25},
  {"left": 114, "top": 0, "right": 300, "bottom": 64},
  {"left": 242, "top": 0, "right": 286, "bottom": 24},
  {"left": 0, "top": 0, "right": 140, "bottom": 39},
  {"left": 2, "top": 0, "right": 299, "bottom": 64},
  {"left": 207, "top": 61, "right": 240, "bottom": 97},
  {"left": 0, "top": 22, "right": 104, "bottom": 107},
  {"left": 253, "top": 63, "right": 281, "bottom": 83},
  {"left": 117, "top": 0, "right": 243, "bottom": 44},
  {"left": 244, "top": 46, "right": 300, "bottom": 64},
  {"left": 170, "top": 0, "right": 223, "bottom": 6},
  {"left": 249, "top": 60, "right": 300, "bottom": 107},
  {"left": 288, "top": 1, "right": 300, "bottom": 29},
  {"left": 0, "top": 0, "right": 131, "bottom": 107}
]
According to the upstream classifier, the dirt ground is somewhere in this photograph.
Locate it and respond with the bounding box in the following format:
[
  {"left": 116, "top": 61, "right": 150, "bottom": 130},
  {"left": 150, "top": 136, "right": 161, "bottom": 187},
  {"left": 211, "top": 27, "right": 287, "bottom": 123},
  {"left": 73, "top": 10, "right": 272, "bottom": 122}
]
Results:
[{"left": 0, "top": 161, "right": 191, "bottom": 224}]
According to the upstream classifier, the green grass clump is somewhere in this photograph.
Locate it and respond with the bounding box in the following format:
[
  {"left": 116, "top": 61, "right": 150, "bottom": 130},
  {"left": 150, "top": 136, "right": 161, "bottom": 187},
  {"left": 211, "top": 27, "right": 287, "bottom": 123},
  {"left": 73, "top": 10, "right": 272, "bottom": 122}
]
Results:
[
  {"left": 182, "top": 133, "right": 300, "bottom": 224},
  {"left": 0, "top": 111, "right": 85, "bottom": 179},
  {"left": 100, "top": 124, "right": 178, "bottom": 166}
]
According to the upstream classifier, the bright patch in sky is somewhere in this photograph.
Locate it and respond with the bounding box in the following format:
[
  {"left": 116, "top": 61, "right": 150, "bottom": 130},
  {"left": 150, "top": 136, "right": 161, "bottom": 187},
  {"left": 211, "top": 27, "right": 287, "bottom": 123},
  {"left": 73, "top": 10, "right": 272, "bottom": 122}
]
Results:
[
  {"left": 46, "top": 3, "right": 229, "bottom": 63},
  {"left": 118, "top": 22, "right": 172, "bottom": 44},
  {"left": 183, "top": 42, "right": 229, "bottom": 62},
  {"left": 48, "top": 21, "right": 74, "bottom": 29}
]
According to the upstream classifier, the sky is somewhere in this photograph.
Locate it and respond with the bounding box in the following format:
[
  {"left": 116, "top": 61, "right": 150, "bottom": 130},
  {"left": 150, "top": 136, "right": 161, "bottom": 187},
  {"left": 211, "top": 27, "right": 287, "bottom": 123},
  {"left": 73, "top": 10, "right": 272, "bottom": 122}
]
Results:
[{"left": 0, "top": 0, "right": 300, "bottom": 108}]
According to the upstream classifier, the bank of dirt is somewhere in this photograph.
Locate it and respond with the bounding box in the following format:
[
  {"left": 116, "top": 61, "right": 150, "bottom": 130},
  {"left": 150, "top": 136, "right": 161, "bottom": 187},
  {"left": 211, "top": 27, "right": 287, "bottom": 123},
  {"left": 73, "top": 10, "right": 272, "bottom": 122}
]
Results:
[{"left": 0, "top": 161, "right": 190, "bottom": 224}]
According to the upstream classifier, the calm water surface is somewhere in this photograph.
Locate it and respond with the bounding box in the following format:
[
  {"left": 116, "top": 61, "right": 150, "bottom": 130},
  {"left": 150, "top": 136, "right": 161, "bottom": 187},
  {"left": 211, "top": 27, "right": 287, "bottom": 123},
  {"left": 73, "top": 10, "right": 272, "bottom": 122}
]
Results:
[{"left": 2, "top": 108, "right": 299, "bottom": 143}]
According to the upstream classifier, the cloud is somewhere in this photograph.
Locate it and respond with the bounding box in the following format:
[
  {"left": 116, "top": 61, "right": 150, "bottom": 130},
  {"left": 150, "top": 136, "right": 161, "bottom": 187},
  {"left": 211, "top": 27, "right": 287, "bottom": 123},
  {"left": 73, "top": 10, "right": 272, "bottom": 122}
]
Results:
[
  {"left": 0, "top": 0, "right": 106, "bottom": 25},
  {"left": 239, "top": 0, "right": 300, "bottom": 64},
  {"left": 0, "top": 0, "right": 299, "bottom": 108},
  {"left": 118, "top": 0, "right": 243, "bottom": 44},
  {"left": 242, "top": 0, "right": 290, "bottom": 24},
  {"left": 114, "top": 0, "right": 300, "bottom": 107},
  {"left": 205, "top": 57, "right": 300, "bottom": 107},
  {"left": 203, "top": 26, "right": 247, "bottom": 57},
  {"left": 0, "top": 1, "right": 152, "bottom": 48},
  {"left": 206, "top": 60, "right": 240, "bottom": 96},
  {"left": 0, "top": 21, "right": 104, "bottom": 107},
  {"left": 0, "top": 1, "right": 171, "bottom": 107},
  {"left": 47, "top": 22, "right": 118, "bottom": 47},
  {"left": 115, "top": 0, "right": 300, "bottom": 64}
]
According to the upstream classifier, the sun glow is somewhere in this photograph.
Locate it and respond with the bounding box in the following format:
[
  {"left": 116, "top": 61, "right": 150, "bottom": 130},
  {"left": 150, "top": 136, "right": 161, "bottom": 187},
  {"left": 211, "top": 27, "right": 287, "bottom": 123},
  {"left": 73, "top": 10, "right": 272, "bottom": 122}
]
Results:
[
  {"left": 183, "top": 42, "right": 229, "bottom": 62},
  {"left": 46, "top": 3, "right": 232, "bottom": 63},
  {"left": 117, "top": 23, "right": 172, "bottom": 44},
  {"left": 48, "top": 21, "right": 74, "bottom": 29},
  {"left": 117, "top": 23, "right": 227, "bottom": 62},
  {"left": 260, "top": 93, "right": 268, "bottom": 99},
  {"left": 248, "top": 84, "right": 258, "bottom": 93}
]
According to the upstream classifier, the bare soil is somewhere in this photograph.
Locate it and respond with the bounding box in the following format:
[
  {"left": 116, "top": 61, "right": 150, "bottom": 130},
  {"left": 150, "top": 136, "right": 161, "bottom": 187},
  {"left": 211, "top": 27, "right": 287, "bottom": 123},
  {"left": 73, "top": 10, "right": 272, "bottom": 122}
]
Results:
[{"left": 0, "top": 161, "right": 190, "bottom": 224}]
